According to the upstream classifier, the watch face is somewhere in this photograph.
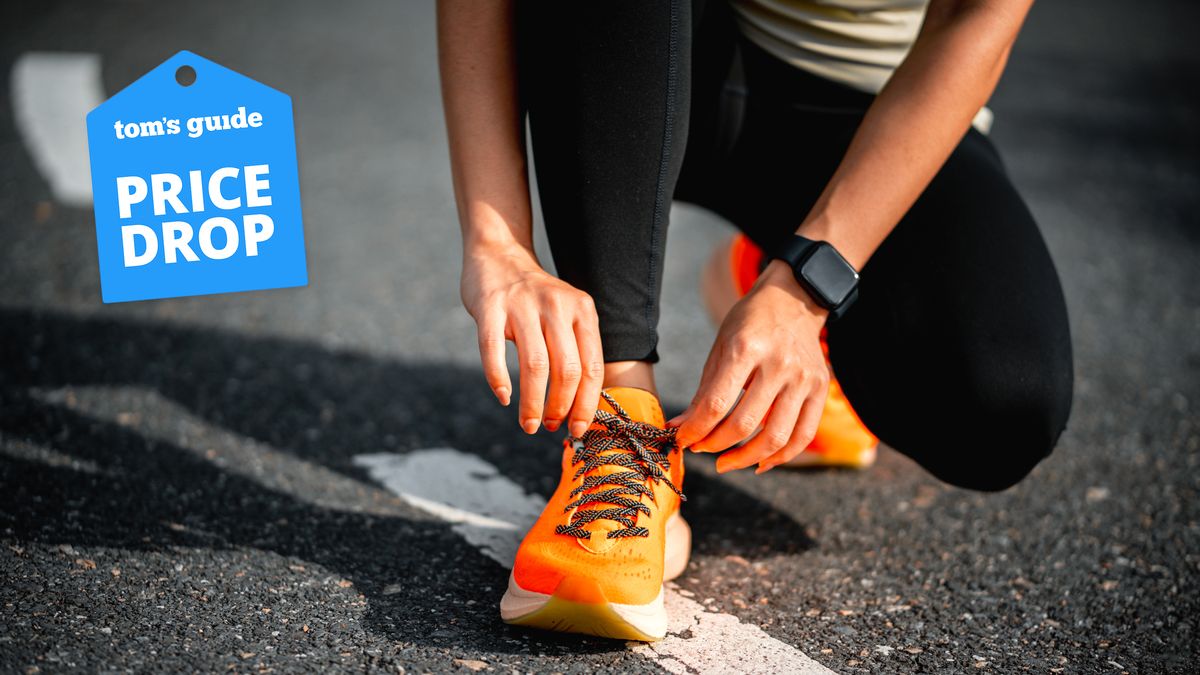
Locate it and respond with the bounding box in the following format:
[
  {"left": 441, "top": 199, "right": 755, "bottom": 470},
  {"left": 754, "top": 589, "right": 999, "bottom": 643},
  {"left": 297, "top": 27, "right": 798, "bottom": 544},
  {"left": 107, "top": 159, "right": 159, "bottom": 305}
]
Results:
[{"left": 801, "top": 244, "right": 858, "bottom": 308}]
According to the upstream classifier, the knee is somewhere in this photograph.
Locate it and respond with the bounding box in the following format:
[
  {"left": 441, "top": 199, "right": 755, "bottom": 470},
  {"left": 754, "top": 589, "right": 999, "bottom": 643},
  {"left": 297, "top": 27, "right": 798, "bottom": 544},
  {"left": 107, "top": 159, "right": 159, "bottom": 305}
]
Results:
[{"left": 919, "top": 355, "right": 1074, "bottom": 492}]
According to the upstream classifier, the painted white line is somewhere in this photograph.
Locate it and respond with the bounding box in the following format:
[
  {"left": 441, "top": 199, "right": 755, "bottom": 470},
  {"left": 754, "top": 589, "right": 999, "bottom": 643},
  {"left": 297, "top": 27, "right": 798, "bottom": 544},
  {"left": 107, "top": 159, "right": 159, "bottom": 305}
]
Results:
[
  {"left": 354, "top": 450, "right": 541, "bottom": 568},
  {"left": 11, "top": 52, "right": 104, "bottom": 207},
  {"left": 355, "top": 448, "right": 835, "bottom": 674}
]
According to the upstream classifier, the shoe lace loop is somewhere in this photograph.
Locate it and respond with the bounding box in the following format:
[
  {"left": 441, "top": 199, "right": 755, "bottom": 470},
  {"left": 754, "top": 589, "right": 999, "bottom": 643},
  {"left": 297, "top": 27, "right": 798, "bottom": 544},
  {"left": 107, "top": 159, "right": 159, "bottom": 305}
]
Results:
[{"left": 554, "top": 392, "right": 685, "bottom": 540}]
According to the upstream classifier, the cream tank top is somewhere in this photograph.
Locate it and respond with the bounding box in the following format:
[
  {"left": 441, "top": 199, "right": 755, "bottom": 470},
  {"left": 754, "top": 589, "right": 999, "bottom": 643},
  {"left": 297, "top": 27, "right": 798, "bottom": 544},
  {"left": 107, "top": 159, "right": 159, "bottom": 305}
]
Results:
[{"left": 730, "top": 0, "right": 994, "bottom": 133}]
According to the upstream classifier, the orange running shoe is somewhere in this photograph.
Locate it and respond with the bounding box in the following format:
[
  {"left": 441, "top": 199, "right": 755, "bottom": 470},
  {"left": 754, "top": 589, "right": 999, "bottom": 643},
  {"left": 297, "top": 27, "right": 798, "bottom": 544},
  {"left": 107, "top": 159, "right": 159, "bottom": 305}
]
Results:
[
  {"left": 702, "top": 233, "right": 878, "bottom": 469},
  {"left": 500, "top": 387, "right": 689, "bottom": 641}
]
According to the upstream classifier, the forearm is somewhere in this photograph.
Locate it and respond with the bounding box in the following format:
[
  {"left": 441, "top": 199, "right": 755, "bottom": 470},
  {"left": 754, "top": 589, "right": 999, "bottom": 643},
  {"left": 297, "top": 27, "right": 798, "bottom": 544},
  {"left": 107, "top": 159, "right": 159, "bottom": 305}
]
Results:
[
  {"left": 437, "top": 0, "right": 534, "bottom": 257},
  {"left": 791, "top": 0, "right": 1033, "bottom": 271}
]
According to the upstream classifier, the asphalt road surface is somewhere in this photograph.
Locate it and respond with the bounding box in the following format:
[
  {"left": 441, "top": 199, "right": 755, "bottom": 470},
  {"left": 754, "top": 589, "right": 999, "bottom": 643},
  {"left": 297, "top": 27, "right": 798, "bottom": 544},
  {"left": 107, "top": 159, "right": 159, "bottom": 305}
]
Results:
[{"left": 2, "top": 1, "right": 1198, "bottom": 673}]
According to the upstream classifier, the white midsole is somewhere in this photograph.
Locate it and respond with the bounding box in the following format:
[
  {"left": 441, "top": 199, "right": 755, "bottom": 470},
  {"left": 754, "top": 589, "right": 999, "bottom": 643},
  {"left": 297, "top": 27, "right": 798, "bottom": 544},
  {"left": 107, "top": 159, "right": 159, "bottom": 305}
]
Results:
[
  {"left": 500, "top": 512, "right": 690, "bottom": 639},
  {"left": 499, "top": 572, "right": 668, "bottom": 638},
  {"left": 663, "top": 511, "right": 691, "bottom": 582}
]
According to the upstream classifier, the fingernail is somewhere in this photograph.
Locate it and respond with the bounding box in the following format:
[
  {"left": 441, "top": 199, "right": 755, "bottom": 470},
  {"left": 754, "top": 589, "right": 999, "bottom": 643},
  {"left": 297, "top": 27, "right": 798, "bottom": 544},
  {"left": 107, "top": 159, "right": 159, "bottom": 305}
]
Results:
[
  {"left": 666, "top": 415, "right": 683, "bottom": 427},
  {"left": 495, "top": 387, "right": 511, "bottom": 406},
  {"left": 569, "top": 421, "right": 588, "bottom": 438},
  {"left": 544, "top": 419, "right": 561, "bottom": 432},
  {"left": 521, "top": 418, "right": 540, "bottom": 434},
  {"left": 755, "top": 463, "right": 772, "bottom": 475}
]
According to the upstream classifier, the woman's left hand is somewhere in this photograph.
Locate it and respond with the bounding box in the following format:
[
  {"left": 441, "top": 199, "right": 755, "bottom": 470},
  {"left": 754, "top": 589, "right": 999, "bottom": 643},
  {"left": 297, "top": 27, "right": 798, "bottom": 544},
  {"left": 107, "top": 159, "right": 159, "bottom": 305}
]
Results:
[{"left": 669, "top": 260, "right": 830, "bottom": 473}]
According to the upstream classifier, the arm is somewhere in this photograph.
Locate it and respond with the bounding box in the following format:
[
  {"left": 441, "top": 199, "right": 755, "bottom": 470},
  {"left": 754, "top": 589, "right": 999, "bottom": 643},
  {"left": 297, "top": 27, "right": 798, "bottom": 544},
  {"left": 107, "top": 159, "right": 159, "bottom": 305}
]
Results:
[
  {"left": 439, "top": 0, "right": 604, "bottom": 439},
  {"left": 439, "top": 0, "right": 531, "bottom": 256},
  {"left": 673, "top": 0, "right": 1034, "bottom": 471},
  {"left": 784, "top": 0, "right": 1031, "bottom": 271}
]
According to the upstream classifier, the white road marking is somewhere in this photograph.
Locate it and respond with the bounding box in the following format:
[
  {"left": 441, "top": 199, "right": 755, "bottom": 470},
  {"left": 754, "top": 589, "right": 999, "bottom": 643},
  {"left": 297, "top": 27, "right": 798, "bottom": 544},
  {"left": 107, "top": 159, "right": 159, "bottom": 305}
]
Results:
[
  {"left": 11, "top": 52, "right": 104, "bottom": 206},
  {"left": 355, "top": 448, "right": 835, "bottom": 674},
  {"left": 355, "top": 450, "right": 540, "bottom": 568}
]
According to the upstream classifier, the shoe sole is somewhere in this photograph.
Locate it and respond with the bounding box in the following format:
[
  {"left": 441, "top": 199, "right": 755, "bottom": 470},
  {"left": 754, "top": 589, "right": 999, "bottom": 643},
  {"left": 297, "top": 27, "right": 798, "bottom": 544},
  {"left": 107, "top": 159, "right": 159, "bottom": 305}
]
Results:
[{"left": 499, "top": 513, "right": 691, "bottom": 641}]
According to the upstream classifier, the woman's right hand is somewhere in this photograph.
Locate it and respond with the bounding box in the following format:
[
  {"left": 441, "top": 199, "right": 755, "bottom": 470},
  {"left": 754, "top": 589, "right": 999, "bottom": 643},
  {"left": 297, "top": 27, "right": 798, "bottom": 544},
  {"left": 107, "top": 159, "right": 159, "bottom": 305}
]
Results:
[{"left": 461, "top": 242, "right": 605, "bottom": 438}]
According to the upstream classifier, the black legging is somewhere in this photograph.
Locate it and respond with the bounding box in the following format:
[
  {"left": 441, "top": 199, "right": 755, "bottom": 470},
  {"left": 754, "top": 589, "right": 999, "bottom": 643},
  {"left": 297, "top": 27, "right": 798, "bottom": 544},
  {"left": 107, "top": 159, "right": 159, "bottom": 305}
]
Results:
[{"left": 516, "top": 0, "right": 1073, "bottom": 491}]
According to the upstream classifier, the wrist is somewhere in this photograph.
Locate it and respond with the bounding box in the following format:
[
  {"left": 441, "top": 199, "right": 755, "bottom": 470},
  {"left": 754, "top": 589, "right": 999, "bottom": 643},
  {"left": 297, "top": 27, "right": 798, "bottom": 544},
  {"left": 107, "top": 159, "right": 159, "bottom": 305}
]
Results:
[
  {"left": 757, "top": 260, "right": 830, "bottom": 323},
  {"left": 463, "top": 229, "right": 537, "bottom": 266},
  {"left": 460, "top": 201, "right": 536, "bottom": 258},
  {"left": 795, "top": 212, "right": 869, "bottom": 271}
]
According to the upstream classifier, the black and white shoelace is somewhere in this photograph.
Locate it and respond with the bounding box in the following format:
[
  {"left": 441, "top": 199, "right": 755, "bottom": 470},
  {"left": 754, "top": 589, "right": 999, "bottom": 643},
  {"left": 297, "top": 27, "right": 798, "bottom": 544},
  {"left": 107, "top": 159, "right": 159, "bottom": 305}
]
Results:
[{"left": 554, "top": 392, "right": 685, "bottom": 540}]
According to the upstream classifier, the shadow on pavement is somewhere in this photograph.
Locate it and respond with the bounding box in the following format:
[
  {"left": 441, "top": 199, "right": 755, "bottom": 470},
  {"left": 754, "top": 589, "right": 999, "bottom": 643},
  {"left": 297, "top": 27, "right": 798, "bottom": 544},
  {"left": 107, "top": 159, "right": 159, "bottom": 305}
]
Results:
[{"left": 0, "top": 307, "right": 814, "bottom": 655}]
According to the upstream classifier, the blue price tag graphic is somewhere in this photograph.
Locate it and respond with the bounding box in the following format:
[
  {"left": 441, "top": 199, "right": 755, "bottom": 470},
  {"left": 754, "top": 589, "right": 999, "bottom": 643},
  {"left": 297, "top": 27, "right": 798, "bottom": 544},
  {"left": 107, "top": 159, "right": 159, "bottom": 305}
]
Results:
[{"left": 86, "top": 51, "right": 307, "bottom": 303}]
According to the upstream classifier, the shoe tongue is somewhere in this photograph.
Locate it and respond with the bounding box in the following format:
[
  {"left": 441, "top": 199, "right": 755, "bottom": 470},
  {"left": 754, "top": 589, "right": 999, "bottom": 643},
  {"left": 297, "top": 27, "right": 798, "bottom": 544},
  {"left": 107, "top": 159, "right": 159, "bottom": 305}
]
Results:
[
  {"left": 597, "top": 387, "right": 665, "bottom": 428},
  {"left": 573, "top": 388, "right": 665, "bottom": 543}
]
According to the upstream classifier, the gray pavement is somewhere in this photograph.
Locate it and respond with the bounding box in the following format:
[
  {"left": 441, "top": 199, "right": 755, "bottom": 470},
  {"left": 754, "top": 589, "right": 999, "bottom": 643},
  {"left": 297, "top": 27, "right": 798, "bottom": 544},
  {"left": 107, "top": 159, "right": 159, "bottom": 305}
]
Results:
[{"left": 1, "top": 1, "right": 1198, "bottom": 673}]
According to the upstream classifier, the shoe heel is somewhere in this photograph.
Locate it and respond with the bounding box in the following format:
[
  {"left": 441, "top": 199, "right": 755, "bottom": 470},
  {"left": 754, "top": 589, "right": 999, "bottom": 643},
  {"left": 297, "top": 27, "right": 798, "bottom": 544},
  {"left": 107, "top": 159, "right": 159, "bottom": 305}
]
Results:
[{"left": 664, "top": 513, "right": 691, "bottom": 582}]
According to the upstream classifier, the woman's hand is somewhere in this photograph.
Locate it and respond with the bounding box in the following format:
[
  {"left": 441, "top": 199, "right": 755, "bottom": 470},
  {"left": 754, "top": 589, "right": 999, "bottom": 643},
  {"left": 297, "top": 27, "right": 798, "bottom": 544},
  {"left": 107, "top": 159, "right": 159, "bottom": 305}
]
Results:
[
  {"left": 461, "top": 241, "right": 604, "bottom": 439},
  {"left": 442, "top": 0, "right": 601, "bottom": 435},
  {"left": 669, "top": 260, "right": 830, "bottom": 473}
]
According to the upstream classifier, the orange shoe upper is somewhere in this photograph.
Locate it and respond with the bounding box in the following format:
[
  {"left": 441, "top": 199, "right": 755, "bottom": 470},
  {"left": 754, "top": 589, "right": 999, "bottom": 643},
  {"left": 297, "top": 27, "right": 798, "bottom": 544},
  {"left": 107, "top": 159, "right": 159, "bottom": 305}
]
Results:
[
  {"left": 511, "top": 387, "right": 684, "bottom": 606},
  {"left": 730, "top": 232, "right": 766, "bottom": 296},
  {"left": 728, "top": 234, "right": 878, "bottom": 457},
  {"left": 807, "top": 369, "right": 878, "bottom": 457}
]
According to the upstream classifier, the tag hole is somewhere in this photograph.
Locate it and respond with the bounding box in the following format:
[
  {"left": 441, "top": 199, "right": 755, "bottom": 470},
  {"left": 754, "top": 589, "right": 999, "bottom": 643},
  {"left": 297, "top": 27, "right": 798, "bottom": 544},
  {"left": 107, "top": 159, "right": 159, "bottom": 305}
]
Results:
[{"left": 175, "top": 65, "right": 196, "bottom": 87}]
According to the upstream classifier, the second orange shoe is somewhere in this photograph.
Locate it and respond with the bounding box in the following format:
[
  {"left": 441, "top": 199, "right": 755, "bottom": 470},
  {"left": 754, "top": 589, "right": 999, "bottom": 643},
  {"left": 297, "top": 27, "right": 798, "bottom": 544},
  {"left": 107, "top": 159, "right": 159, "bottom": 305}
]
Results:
[
  {"left": 500, "top": 387, "right": 689, "bottom": 641},
  {"left": 702, "top": 233, "right": 878, "bottom": 469}
]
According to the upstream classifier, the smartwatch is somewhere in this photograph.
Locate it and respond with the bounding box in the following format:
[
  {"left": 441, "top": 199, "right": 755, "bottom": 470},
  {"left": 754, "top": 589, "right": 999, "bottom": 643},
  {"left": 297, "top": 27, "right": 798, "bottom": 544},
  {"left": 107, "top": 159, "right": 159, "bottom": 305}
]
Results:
[{"left": 771, "top": 235, "right": 859, "bottom": 321}]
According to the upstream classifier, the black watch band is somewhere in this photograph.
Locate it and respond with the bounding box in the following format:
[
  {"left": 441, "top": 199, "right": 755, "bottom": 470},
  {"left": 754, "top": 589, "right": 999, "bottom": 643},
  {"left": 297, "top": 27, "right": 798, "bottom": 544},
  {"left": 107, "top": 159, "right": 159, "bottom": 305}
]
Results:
[{"left": 771, "top": 235, "right": 860, "bottom": 321}]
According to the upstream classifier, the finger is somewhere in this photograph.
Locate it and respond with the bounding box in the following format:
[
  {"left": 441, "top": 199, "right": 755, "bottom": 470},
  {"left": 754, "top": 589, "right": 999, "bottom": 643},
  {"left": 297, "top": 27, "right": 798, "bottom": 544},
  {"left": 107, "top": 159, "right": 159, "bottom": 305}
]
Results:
[
  {"left": 757, "top": 383, "right": 828, "bottom": 472},
  {"left": 512, "top": 312, "right": 550, "bottom": 434},
  {"left": 713, "top": 386, "right": 804, "bottom": 473},
  {"left": 674, "top": 344, "right": 754, "bottom": 449},
  {"left": 691, "top": 370, "right": 781, "bottom": 454},
  {"left": 477, "top": 311, "right": 512, "bottom": 406},
  {"left": 541, "top": 312, "right": 583, "bottom": 433},
  {"left": 567, "top": 306, "right": 604, "bottom": 438}
]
